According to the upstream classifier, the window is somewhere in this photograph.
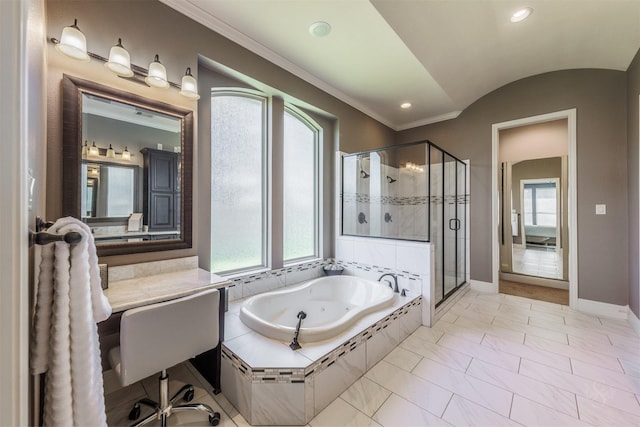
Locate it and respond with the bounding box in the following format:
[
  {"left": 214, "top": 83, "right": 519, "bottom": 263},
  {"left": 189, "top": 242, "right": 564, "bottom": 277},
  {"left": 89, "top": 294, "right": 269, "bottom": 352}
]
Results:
[
  {"left": 210, "top": 91, "right": 268, "bottom": 274},
  {"left": 210, "top": 90, "right": 323, "bottom": 275},
  {"left": 523, "top": 182, "right": 557, "bottom": 226},
  {"left": 283, "top": 108, "right": 320, "bottom": 262}
]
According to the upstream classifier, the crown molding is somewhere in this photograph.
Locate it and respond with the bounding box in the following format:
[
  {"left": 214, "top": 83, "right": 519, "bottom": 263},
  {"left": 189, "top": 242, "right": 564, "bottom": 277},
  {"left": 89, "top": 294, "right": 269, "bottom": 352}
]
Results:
[{"left": 159, "top": 0, "right": 397, "bottom": 129}]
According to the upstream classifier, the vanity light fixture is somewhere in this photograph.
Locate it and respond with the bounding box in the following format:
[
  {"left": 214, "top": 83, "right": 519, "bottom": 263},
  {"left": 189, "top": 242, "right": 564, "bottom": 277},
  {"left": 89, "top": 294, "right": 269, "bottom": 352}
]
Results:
[
  {"left": 106, "top": 144, "right": 116, "bottom": 158},
  {"left": 82, "top": 140, "right": 88, "bottom": 157},
  {"left": 510, "top": 7, "right": 533, "bottom": 23},
  {"left": 52, "top": 22, "right": 200, "bottom": 99},
  {"left": 179, "top": 68, "right": 200, "bottom": 100},
  {"left": 121, "top": 146, "right": 131, "bottom": 161},
  {"left": 145, "top": 55, "right": 169, "bottom": 88},
  {"left": 55, "top": 19, "right": 90, "bottom": 62},
  {"left": 105, "top": 38, "right": 134, "bottom": 77},
  {"left": 88, "top": 141, "right": 99, "bottom": 157}
]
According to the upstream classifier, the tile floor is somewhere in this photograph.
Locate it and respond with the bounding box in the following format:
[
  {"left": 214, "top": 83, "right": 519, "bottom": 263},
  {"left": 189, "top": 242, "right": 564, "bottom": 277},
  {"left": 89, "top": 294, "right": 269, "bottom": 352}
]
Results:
[
  {"left": 105, "top": 289, "right": 640, "bottom": 426},
  {"left": 512, "top": 247, "right": 563, "bottom": 279}
]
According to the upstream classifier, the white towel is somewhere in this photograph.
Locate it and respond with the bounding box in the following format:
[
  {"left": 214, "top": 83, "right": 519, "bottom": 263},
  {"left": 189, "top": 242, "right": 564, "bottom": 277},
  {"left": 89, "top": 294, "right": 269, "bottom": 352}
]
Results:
[{"left": 31, "top": 217, "right": 112, "bottom": 427}]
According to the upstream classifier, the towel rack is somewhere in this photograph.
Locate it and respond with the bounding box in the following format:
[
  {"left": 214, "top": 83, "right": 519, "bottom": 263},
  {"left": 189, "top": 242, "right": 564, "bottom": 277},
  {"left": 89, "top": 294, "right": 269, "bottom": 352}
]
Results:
[{"left": 29, "top": 216, "right": 83, "bottom": 247}]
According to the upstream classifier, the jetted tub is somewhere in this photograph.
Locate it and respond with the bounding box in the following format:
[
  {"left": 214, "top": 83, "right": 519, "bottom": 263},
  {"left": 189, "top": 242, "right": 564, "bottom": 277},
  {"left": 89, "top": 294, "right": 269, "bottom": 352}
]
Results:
[{"left": 239, "top": 275, "right": 395, "bottom": 342}]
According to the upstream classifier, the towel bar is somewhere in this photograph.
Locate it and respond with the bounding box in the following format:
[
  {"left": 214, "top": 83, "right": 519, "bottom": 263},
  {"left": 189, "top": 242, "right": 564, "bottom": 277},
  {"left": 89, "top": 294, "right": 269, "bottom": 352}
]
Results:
[{"left": 29, "top": 216, "right": 83, "bottom": 247}]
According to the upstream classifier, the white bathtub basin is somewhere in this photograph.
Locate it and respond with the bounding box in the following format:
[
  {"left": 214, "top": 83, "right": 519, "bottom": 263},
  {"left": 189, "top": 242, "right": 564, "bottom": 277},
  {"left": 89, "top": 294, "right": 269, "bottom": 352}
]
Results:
[{"left": 239, "top": 275, "right": 395, "bottom": 342}]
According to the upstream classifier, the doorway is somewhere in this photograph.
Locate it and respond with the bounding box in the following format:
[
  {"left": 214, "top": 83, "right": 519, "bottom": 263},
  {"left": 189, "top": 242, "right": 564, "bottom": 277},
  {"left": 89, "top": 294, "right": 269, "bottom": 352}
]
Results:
[{"left": 492, "top": 110, "right": 578, "bottom": 308}]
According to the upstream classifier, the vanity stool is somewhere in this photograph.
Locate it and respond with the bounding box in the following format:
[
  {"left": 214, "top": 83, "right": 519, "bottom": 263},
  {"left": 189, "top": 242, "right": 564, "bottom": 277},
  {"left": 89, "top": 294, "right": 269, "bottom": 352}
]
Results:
[{"left": 108, "top": 288, "right": 222, "bottom": 426}]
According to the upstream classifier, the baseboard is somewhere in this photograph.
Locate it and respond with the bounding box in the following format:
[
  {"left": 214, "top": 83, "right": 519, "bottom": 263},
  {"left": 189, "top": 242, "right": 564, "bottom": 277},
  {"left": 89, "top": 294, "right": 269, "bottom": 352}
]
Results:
[
  {"left": 500, "top": 272, "right": 569, "bottom": 290},
  {"left": 628, "top": 307, "right": 640, "bottom": 337},
  {"left": 577, "top": 298, "right": 628, "bottom": 320},
  {"left": 470, "top": 280, "right": 498, "bottom": 293}
]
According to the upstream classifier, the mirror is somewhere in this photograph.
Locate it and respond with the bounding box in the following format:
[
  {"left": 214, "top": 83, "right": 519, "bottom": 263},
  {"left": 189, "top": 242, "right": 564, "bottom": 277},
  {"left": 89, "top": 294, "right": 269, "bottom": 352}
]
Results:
[{"left": 63, "top": 75, "right": 193, "bottom": 256}]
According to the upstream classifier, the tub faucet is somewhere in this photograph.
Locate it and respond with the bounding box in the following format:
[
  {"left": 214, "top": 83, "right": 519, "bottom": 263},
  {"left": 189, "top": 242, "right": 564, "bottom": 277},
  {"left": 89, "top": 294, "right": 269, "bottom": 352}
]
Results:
[{"left": 378, "top": 273, "right": 399, "bottom": 293}]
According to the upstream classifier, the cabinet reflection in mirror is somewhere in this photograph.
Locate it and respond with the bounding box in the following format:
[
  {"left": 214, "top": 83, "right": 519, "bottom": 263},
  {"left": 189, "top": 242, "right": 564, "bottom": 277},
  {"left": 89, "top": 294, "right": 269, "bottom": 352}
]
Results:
[{"left": 63, "top": 75, "right": 193, "bottom": 256}]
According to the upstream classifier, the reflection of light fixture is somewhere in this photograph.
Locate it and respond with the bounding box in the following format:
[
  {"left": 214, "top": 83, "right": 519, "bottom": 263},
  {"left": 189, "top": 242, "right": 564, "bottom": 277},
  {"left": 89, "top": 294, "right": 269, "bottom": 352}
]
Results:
[
  {"left": 405, "top": 162, "right": 424, "bottom": 172},
  {"left": 400, "top": 102, "right": 412, "bottom": 109},
  {"left": 180, "top": 67, "right": 200, "bottom": 100},
  {"left": 122, "top": 146, "right": 131, "bottom": 161},
  {"left": 105, "top": 38, "right": 134, "bottom": 77},
  {"left": 106, "top": 144, "right": 116, "bottom": 158},
  {"left": 511, "top": 7, "right": 533, "bottom": 23},
  {"left": 89, "top": 141, "right": 99, "bottom": 156},
  {"left": 386, "top": 175, "right": 397, "bottom": 183},
  {"left": 81, "top": 140, "right": 88, "bottom": 156},
  {"left": 54, "top": 19, "right": 90, "bottom": 62},
  {"left": 145, "top": 54, "right": 169, "bottom": 88}
]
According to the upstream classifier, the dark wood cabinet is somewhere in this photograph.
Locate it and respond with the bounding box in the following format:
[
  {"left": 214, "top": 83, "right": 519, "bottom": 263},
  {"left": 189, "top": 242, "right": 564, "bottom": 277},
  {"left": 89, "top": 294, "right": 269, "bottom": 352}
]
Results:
[{"left": 141, "top": 148, "right": 180, "bottom": 231}]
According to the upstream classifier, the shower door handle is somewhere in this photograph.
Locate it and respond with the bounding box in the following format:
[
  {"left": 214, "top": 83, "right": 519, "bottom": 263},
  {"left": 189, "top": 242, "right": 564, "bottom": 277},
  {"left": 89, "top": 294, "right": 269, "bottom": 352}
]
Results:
[{"left": 449, "top": 218, "right": 461, "bottom": 230}]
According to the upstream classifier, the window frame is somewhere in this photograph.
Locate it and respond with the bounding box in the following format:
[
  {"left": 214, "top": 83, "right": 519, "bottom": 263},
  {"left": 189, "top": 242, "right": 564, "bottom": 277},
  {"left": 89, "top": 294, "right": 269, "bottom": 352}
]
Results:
[
  {"left": 523, "top": 181, "right": 557, "bottom": 226},
  {"left": 282, "top": 105, "right": 322, "bottom": 265},
  {"left": 210, "top": 88, "right": 270, "bottom": 276}
]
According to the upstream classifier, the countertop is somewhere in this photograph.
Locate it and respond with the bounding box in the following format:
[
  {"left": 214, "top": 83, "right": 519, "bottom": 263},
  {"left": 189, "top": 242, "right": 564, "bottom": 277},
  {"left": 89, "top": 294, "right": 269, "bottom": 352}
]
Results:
[{"left": 104, "top": 268, "right": 232, "bottom": 312}]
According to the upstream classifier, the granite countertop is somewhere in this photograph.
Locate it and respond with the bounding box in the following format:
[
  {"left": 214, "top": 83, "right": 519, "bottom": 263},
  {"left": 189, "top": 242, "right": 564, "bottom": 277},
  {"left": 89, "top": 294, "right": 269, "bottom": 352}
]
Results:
[{"left": 104, "top": 268, "right": 231, "bottom": 312}]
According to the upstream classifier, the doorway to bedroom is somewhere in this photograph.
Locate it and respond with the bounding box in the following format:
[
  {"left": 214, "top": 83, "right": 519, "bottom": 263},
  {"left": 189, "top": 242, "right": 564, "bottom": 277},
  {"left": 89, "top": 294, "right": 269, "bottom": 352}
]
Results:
[{"left": 496, "top": 116, "right": 571, "bottom": 305}]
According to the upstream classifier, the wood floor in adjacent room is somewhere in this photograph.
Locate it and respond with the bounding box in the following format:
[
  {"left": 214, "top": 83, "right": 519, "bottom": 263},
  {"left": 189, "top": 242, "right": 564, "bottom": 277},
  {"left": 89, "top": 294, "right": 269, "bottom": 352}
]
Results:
[{"left": 499, "top": 279, "right": 569, "bottom": 305}]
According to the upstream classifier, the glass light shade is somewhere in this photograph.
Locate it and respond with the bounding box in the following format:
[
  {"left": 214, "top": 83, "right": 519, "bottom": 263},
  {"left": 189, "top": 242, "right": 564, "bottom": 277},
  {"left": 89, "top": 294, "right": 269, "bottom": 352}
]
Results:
[
  {"left": 122, "top": 147, "right": 131, "bottom": 161},
  {"left": 145, "top": 55, "right": 169, "bottom": 88},
  {"left": 106, "top": 144, "right": 116, "bottom": 158},
  {"left": 105, "top": 38, "right": 133, "bottom": 77},
  {"left": 81, "top": 140, "right": 88, "bottom": 157},
  {"left": 55, "top": 19, "right": 90, "bottom": 62},
  {"left": 89, "top": 141, "right": 99, "bottom": 156},
  {"left": 179, "top": 67, "right": 200, "bottom": 100}
]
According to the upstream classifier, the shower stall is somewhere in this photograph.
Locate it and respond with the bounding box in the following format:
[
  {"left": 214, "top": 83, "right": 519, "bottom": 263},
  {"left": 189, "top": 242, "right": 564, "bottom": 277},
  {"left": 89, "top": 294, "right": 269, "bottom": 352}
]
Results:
[{"left": 341, "top": 141, "right": 468, "bottom": 306}]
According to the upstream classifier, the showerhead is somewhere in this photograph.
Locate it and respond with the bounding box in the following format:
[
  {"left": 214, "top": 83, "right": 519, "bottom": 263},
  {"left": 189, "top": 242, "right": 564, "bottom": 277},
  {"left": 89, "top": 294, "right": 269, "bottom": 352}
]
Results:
[
  {"left": 386, "top": 175, "right": 397, "bottom": 183},
  {"left": 360, "top": 169, "right": 370, "bottom": 179}
]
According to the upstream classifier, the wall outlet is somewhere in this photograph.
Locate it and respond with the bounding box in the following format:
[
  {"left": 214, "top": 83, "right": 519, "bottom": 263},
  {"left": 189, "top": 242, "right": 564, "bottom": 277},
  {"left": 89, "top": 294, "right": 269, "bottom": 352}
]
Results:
[{"left": 595, "top": 204, "right": 606, "bottom": 215}]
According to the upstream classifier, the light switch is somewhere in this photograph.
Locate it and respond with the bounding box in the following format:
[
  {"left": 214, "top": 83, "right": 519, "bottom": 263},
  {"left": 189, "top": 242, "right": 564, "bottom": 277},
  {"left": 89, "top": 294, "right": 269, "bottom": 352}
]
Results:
[{"left": 595, "top": 204, "right": 606, "bottom": 215}]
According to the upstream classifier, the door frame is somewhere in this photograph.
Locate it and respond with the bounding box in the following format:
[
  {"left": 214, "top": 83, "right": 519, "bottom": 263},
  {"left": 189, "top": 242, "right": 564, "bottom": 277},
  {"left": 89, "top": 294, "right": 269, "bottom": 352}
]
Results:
[{"left": 492, "top": 109, "right": 578, "bottom": 309}]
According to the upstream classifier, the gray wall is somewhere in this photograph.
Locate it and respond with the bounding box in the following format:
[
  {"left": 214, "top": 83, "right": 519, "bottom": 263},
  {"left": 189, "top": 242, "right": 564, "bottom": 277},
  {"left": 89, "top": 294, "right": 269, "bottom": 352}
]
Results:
[
  {"left": 394, "top": 70, "right": 629, "bottom": 305},
  {"left": 628, "top": 50, "right": 640, "bottom": 316},
  {"left": 46, "top": 0, "right": 394, "bottom": 266}
]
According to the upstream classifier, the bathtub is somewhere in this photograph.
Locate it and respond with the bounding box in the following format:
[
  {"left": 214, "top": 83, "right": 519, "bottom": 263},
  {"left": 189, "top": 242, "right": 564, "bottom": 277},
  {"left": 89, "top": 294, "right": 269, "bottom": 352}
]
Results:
[{"left": 239, "top": 275, "right": 395, "bottom": 342}]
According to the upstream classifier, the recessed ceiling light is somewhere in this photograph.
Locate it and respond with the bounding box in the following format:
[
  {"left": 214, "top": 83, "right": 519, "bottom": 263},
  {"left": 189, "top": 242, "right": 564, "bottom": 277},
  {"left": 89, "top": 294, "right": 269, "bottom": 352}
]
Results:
[
  {"left": 309, "top": 21, "right": 331, "bottom": 37},
  {"left": 400, "top": 102, "right": 412, "bottom": 109},
  {"left": 510, "top": 7, "right": 533, "bottom": 23}
]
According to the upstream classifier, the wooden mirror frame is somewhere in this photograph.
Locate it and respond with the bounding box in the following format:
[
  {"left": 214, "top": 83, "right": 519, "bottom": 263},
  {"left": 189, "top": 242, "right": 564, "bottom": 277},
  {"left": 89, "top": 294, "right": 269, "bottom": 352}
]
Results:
[{"left": 62, "top": 75, "right": 193, "bottom": 256}]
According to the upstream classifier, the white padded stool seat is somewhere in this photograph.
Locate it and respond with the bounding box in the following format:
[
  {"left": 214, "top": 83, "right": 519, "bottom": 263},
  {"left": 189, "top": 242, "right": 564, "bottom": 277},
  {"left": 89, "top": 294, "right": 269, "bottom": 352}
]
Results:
[{"left": 109, "top": 288, "right": 221, "bottom": 426}]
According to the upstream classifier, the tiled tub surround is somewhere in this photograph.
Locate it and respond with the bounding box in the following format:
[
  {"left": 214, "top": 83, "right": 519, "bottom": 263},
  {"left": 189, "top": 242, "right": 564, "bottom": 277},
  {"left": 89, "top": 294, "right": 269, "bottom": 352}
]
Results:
[
  {"left": 335, "top": 235, "right": 436, "bottom": 326},
  {"left": 221, "top": 293, "right": 423, "bottom": 425},
  {"left": 226, "top": 259, "right": 328, "bottom": 302}
]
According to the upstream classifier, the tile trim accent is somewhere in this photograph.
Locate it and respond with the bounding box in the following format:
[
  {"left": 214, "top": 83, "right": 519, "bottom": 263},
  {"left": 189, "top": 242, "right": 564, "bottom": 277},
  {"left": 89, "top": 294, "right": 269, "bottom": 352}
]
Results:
[{"left": 221, "top": 296, "right": 422, "bottom": 385}]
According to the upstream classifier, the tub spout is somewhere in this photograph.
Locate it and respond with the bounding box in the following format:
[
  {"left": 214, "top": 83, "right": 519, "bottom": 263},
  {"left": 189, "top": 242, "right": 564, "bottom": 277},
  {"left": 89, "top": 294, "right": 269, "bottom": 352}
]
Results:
[
  {"left": 378, "top": 273, "right": 399, "bottom": 293},
  {"left": 289, "top": 310, "right": 307, "bottom": 350}
]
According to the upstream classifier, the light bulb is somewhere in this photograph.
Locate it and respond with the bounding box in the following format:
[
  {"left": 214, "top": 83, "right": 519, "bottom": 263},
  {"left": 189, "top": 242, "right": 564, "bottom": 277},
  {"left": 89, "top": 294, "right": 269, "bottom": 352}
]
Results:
[
  {"left": 105, "top": 38, "right": 133, "bottom": 77},
  {"left": 89, "top": 141, "right": 99, "bottom": 156},
  {"left": 55, "top": 19, "right": 90, "bottom": 62},
  {"left": 180, "top": 67, "right": 200, "bottom": 100},
  {"left": 145, "top": 54, "right": 169, "bottom": 88}
]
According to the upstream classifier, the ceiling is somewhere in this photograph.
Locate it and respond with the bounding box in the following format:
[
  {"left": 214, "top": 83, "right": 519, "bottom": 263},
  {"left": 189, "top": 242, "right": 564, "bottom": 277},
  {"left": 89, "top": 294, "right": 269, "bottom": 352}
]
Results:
[{"left": 160, "top": 0, "right": 640, "bottom": 131}]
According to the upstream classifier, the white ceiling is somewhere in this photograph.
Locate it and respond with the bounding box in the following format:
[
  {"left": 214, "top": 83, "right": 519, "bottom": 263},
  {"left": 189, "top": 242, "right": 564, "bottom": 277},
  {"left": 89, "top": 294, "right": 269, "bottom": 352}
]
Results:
[{"left": 161, "top": 0, "right": 640, "bottom": 131}]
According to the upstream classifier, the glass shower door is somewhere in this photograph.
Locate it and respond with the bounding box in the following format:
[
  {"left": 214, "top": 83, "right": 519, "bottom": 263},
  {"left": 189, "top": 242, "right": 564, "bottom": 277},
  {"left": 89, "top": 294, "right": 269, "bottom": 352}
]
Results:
[
  {"left": 443, "top": 153, "right": 458, "bottom": 297},
  {"left": 430, "top": 146, "right": 444, "bottom": 303},
  {"left": 456, "top": 160, "right": 466, "bottom": 287}
]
